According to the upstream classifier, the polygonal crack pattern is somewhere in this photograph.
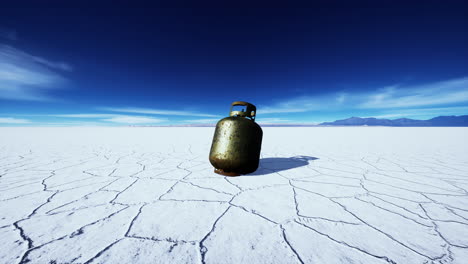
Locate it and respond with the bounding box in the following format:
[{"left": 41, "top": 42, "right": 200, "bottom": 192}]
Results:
[{"left": 0, "top": 127, "right": 467, "bottom": 264}]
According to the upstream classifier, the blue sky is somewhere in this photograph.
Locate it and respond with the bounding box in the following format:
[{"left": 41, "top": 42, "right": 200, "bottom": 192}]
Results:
[{"left": 0, "top": 2, "right": 467, "bottom": 126}]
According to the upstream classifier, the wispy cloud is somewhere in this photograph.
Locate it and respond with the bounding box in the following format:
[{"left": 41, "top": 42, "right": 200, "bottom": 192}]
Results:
[
  {"left": 181, "top": 117, "right": 294, "bottom": 125},
  {"left": 48, "top": 113, "right": 167, "bottom": 124},
  {"left": 256, "top": 118, "right": 292, "bottom": 123},
  {"left": 336, "top": 93, "right": 346, "bottom": 104},
  {"left": 101, "top": 107, "right": 220, "bottom": 117},
  {"left": 33, "top": 121, "right": 107, "bottom": 127},
  {"left": 102, "top": 116, "right": 167, "bottom": 124},
  {"left": 0, "top": 117, "right": 31, "bottom": 124},
  {"left": 31, "top": 57, "right": 72, "bottom": 72},
  {"left": 258, "top": 97, "right": 322, "bottom": 114},
  {"left": 366, "top": 106, "right": 468, "bottom": 119},
  {"left": 0, "top": 44, "right": 71, "bottom": 101},
  {"left": 259, "top": 77, "right": 468, "bottom": 116},
  {"left": 359, "top": 78, "right": 468, "bottom": 109},
  {"left": 51, "top": 114, "right": 116, "bottom": 118},
  {"left": 181, "top": 118, "right": 219, "bottom": 124},
  {"left": 258, "top": 93, "right": 350, "bottom": 114}
]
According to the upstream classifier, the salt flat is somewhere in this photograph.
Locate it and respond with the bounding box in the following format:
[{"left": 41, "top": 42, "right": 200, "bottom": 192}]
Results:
[{"left": 0, "top": 127, "right": 467, "bottom": 264}]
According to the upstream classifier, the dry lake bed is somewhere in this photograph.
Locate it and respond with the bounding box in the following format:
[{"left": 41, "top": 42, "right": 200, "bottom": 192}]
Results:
[{"left": 1, "top": 127, "right": 467, "bottom": 264}]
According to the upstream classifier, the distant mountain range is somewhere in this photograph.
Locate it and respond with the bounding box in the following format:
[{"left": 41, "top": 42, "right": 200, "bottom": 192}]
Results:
[
  {"left": 320, "top": 115, "right": 468, "bottom": 127},
  {"left": 131, "top": 115, "right": 468, "bottom": 127}
]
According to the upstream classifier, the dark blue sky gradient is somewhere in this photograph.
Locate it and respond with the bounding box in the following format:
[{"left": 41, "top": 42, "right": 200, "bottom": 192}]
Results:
[{"left": 0, "top": 1, "right": 467, "bottom": 125}]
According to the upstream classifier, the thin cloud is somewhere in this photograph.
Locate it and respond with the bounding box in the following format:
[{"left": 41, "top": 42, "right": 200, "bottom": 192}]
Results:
[
  {"left": 182, "top": 117, "right": 293, "bottom": 125},
  {"left": 33, "top": 121, "right": 107, "bottom": 127},
  {"left": 48, "top": 113, "right": 167, "bottom": 124},
  {"left": 102, "top": 116, "right": 167, "bottom": 124},
  {"left": 0, "top": 45, "right": 71, "bottom": 101},
  {"left": 182, "top": 118, "right": 219, "bottom": 123},
  {"left": 336, "top": 93, "right": 346, "bottom": 103},
  {"left": 368, "top": 106, "right": 468, "bottom": 119},
  {"left": 51, "top": 114, "right": 117, "bottom": 118},
  {"left": 259, "top": 77, "right": 468, "bottom": 115},
  {"left": 363, "top": 113, "right": 409, "bottom": 119},
  {"left": 258, "top": 96, "right": 323, "bottom": 114},
  {"left": 0, "top": 117, "right": 31, "bottom": 124},
  {"left": 32, "top": 57, "right": 72, "bottom": 72},
  {"left": 102, "top": 107, "right": 220, "bottom": 117},
  {"left": 359, "top": 77, "right": 468, "bottom": 109},
  {"left": 256, "top": 118, "right": 292, "bottom": 123}
]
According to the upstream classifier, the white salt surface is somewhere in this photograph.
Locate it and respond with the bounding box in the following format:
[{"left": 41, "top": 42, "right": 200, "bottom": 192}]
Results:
[{"left": 0, "top": 127, "right": 467, "bottom": 264}]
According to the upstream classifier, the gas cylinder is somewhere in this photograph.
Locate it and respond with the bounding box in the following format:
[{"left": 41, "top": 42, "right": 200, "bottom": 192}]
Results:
[{"left": 209, "top": 101, "right": 263, "bottom": 176}]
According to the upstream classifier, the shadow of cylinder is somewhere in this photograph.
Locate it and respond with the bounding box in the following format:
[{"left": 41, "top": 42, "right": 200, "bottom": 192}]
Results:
[{"left": 247, "top": 155, "right": 319, "bottom": 176}]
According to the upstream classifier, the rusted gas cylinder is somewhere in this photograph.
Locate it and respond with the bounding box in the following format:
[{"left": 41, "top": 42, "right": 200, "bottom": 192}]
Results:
[{"left": 209, "top": 101, "right": 263, "bottom": 176}]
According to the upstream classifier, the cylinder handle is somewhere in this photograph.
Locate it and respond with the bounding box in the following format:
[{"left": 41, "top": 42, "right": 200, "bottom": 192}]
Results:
[{"left": 229, "top": 101, "right": 256, "bottom": 120}]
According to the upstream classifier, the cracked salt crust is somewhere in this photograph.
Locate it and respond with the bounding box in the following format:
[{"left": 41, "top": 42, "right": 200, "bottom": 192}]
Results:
[{"left": 0, "top": 127, "right": 467, "bottom": 264}]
